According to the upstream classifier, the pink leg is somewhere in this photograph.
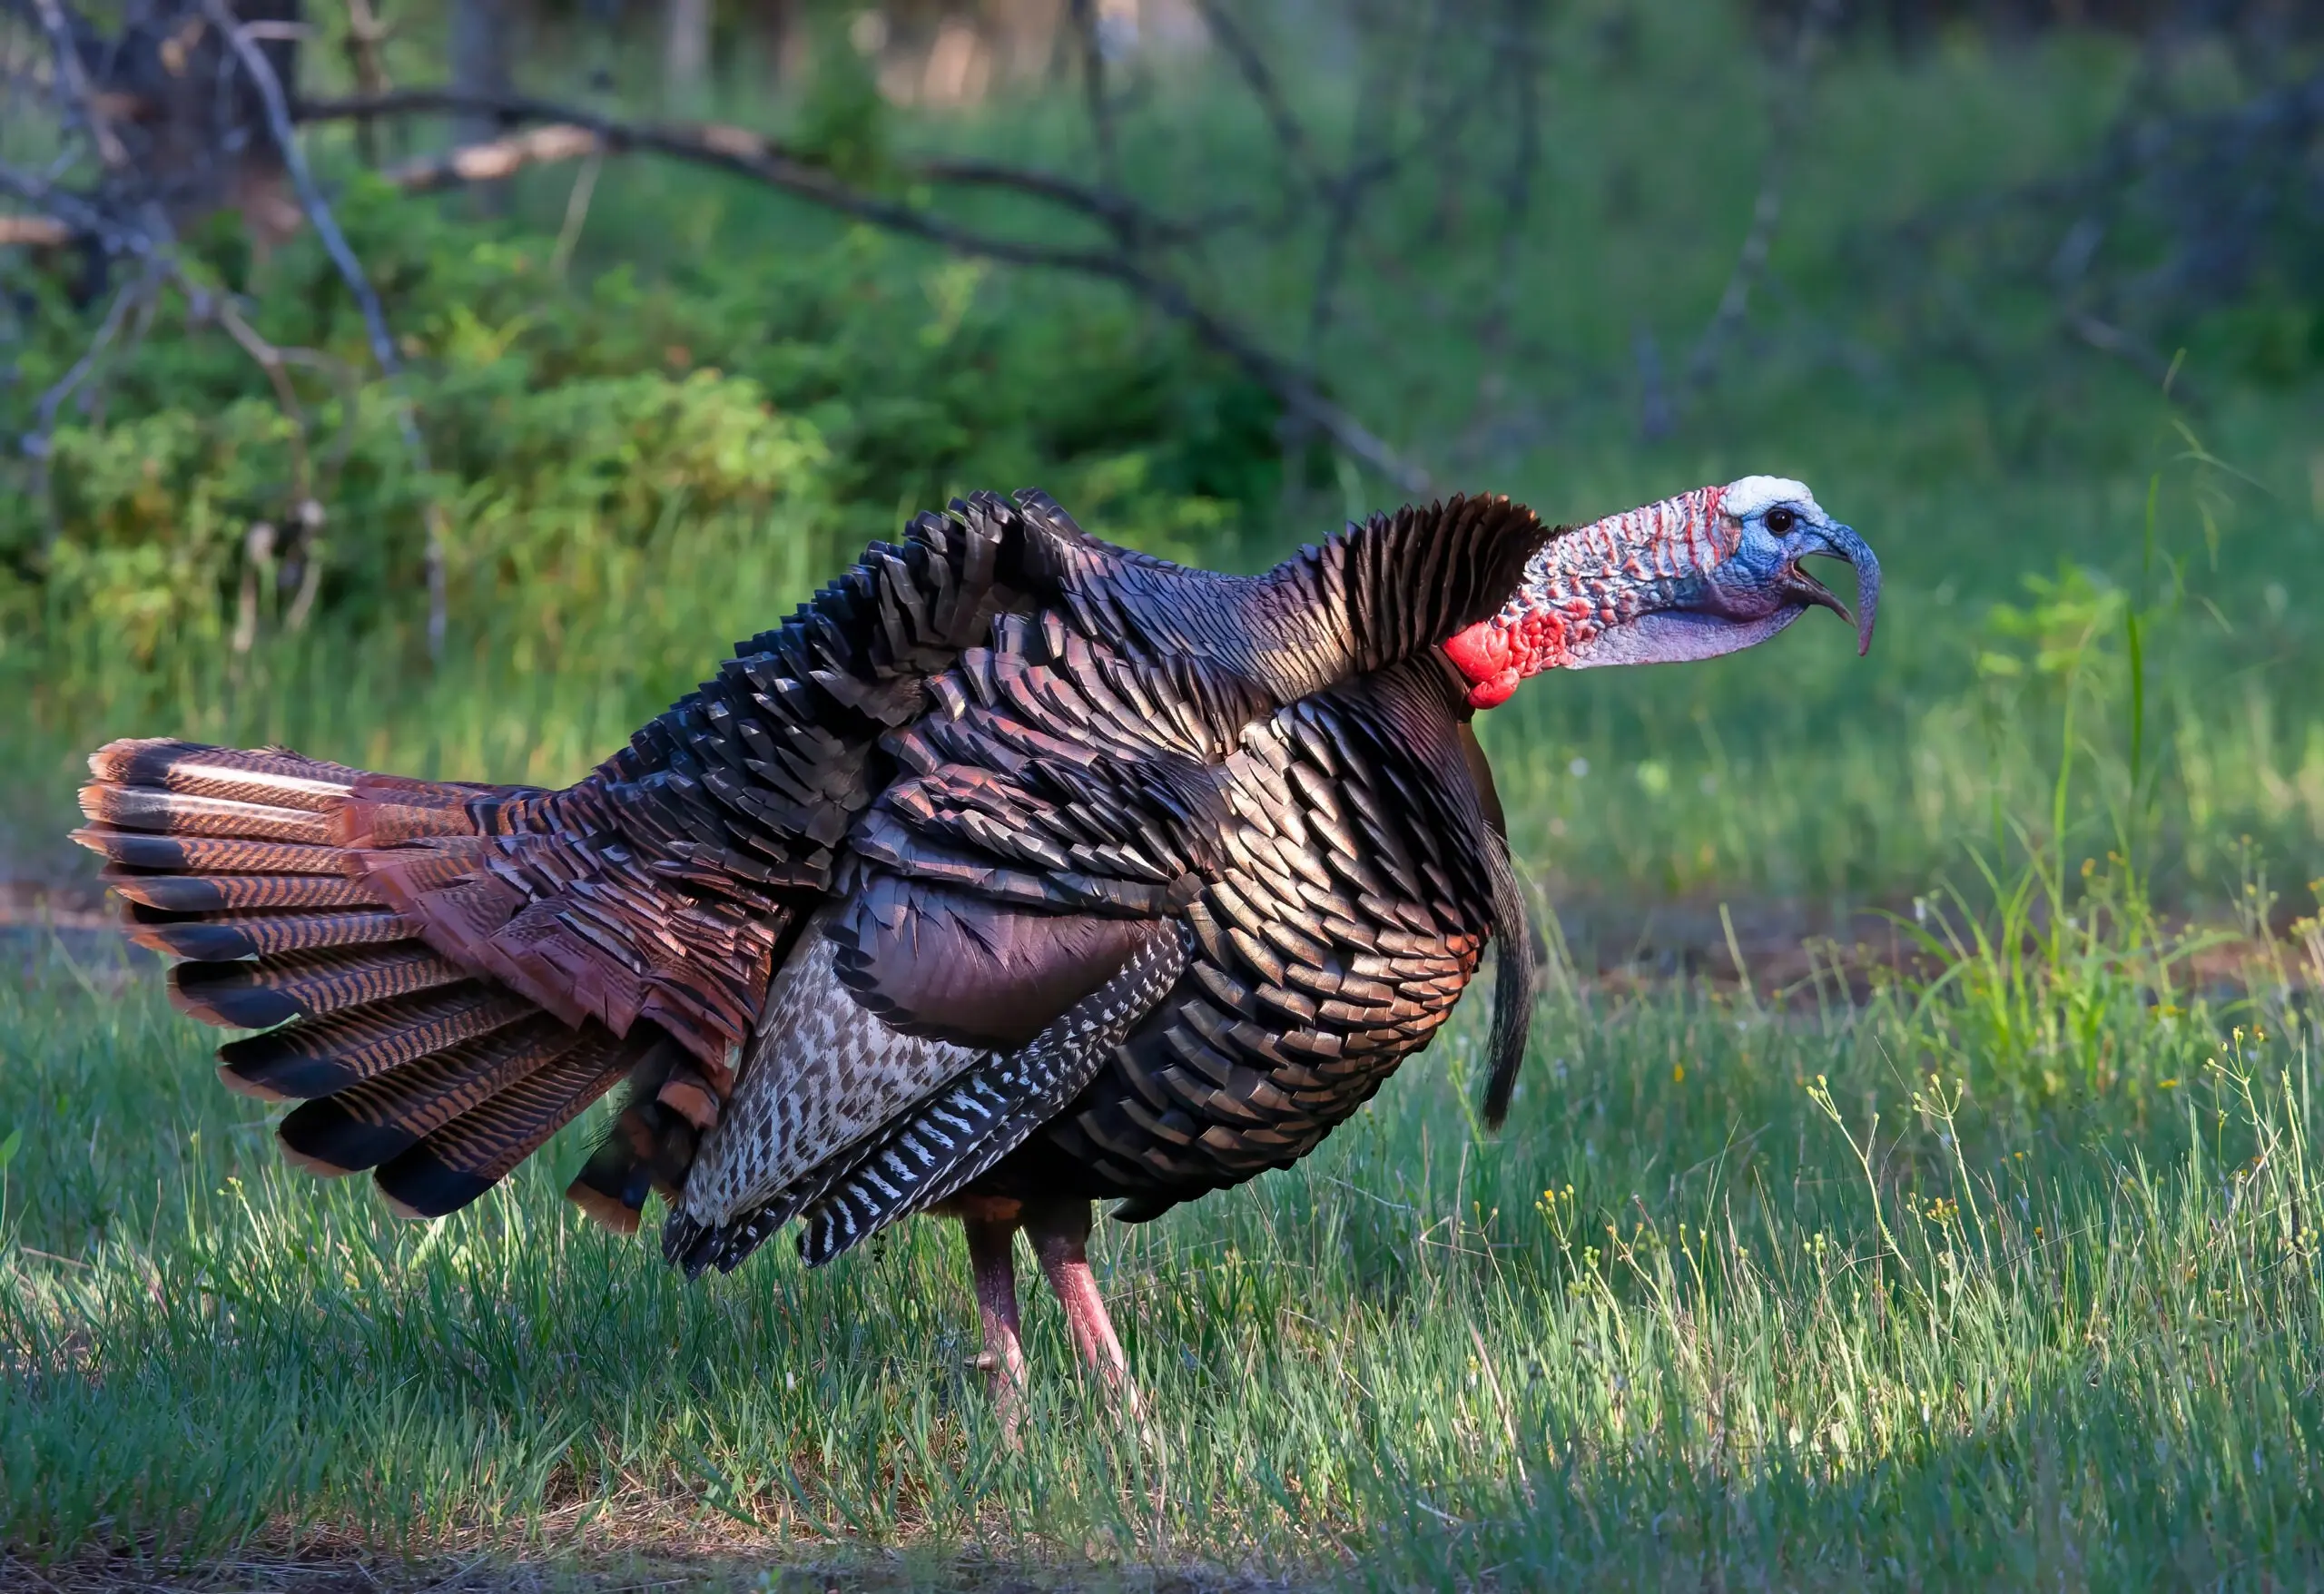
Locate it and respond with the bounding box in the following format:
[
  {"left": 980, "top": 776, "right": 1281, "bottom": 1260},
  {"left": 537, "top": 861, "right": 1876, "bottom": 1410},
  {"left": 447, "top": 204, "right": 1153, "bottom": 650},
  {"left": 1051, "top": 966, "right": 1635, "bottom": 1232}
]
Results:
[
  {"left": 961, "top": 1211, "right": 1027, "bottom": 1438},
  {"left": 1028, "top": 1199, "right": 1143, "bottom": 1416}
]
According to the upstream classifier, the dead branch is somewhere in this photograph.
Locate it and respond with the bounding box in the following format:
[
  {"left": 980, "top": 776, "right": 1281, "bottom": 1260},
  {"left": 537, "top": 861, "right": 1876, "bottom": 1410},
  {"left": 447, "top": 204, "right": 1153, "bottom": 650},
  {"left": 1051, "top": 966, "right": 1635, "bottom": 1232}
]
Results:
[
  {"left": 385, "top": 123, "right": 601, "bottom": 192},
  {"left": 1459, "top": 0, "right": 1550, "bottom": 458},
  {"left": 294, "top": 86, "right": 1428, "bottom": 491},
  {"left": 1068, "top": 0, "right": 1123, "bottom": 213},
  {"left": 300, "top": 89, "right": 1216, "bottom": 243},
  {"left": 0, "top": 214, "right": 72, "bottom": 246},
  {"left": 6, "top": 0, "right": 425, "bottom": 652},
  {"left": 339, "top": 0, "right": 390, "bottom": 165},
  {"left": 2063, "top": 311, "right": 2204, "bottom": 409},
  {"left": 0, "top": 159, "right": 158, "bottom": 258},
  {"left": 25, "top": 267, "right": 152, "bottom": 454},
  {"left": 19, "top": 260, "right": 163, "bottom": 547}
]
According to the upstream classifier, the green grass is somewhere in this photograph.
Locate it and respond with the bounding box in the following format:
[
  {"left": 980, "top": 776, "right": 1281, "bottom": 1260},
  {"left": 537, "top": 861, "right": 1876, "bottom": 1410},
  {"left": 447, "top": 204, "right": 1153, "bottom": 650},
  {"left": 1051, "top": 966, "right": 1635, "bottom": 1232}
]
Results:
[{"left": 4, "top": 895, "right": 2321, "bottom": 1587}]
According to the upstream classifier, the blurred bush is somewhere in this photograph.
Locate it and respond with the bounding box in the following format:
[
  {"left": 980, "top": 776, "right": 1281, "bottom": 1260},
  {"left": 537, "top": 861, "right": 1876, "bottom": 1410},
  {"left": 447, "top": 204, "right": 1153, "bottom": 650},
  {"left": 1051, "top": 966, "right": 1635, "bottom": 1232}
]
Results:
[{"left": 0, "top": 174, "right": 1282, "bottom": 672}]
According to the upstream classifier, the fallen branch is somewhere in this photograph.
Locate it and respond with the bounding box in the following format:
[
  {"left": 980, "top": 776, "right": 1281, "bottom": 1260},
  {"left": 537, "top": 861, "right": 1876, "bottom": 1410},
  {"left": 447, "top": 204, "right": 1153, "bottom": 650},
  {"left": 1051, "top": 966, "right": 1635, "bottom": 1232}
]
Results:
[
  {"left": 299, "top": 89, "right": 1223, "bottom": 243},
  {"left": 0, "top": 215, "right": 73, "bottom": 247},
  {"left": 294, "top": 86, "right": 1428, "bottom": 491},
  {"left": 385, "top": 123, "right": 602, "bottom": 192}
]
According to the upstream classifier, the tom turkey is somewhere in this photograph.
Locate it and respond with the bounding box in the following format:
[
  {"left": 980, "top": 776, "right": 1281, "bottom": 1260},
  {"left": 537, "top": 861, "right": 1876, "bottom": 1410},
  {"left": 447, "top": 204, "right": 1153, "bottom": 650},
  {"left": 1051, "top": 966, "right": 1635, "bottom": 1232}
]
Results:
[{"left": 72, "top": 477, "right": 1876, "bottom": 1413}]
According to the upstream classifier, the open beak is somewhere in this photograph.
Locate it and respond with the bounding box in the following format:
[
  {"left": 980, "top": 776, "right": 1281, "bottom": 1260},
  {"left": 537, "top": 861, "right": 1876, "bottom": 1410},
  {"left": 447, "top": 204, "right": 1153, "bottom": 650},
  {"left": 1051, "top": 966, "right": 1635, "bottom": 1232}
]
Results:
[{"left": 1780, "top": 522, "right": 1881, "bottom": 656}]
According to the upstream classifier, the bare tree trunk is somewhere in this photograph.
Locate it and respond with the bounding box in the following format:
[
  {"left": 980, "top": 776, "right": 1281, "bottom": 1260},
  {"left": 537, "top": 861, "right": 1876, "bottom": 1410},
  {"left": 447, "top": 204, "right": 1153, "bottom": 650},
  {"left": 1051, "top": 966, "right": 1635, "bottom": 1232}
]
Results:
[
  {"left": 665, "top": 0, "right": 711, "bottom": 106},
  {"left": 449, "top": 0, "right": 512, "bottom": 209}
]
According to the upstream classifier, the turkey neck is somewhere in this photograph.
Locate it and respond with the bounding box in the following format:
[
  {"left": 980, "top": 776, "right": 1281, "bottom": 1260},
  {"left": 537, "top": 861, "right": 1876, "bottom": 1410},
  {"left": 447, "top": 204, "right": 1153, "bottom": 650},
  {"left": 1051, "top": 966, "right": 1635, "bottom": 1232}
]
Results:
[{"left": 1019, "top": 493, "right": 1557, "bottom": 706}]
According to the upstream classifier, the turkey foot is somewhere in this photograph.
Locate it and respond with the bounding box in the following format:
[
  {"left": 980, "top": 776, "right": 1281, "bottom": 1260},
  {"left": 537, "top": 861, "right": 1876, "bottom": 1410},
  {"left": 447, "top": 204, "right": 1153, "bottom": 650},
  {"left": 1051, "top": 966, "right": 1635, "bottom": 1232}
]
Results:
[
  {"left": 959, "top": 1202, "right": 1028, "bottom": 1440},
  {"left": 1027, "top": 1197, "right": 1148, "bottom": 1427}
]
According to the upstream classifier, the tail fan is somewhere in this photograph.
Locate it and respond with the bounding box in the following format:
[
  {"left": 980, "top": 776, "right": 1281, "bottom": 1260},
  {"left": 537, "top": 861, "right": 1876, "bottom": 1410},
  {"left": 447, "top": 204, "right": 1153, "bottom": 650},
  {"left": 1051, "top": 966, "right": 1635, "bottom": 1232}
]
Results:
[{"left": 73, "top": 738, "right": 648, "bottom": 1220}]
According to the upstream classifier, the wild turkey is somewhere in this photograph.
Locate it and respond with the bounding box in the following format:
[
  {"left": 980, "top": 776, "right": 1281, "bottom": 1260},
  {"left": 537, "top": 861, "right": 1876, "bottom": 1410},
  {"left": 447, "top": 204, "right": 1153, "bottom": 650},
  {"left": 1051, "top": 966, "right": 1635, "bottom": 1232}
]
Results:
[{"left": 73, "top": 477, "right": 1876, "bottom": 1413}]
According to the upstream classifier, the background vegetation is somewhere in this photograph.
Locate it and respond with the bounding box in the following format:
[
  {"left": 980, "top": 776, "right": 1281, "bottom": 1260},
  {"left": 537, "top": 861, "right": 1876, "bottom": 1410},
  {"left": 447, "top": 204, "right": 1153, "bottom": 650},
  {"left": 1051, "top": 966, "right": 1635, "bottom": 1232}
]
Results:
[{"left": 1, "top": 0, "right": 2319, "bottom": 1586}]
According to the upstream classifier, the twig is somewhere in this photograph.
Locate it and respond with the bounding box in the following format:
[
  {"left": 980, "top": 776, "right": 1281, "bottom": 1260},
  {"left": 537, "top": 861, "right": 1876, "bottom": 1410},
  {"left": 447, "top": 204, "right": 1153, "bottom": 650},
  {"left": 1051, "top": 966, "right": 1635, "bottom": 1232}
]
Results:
[
  {"left": 0, "top": 156, "right": 156, "bottom": 257},
  {"left": 1301, "top": 24, "right": 1402, "bottom": 370},
  {"left": 1068, "top": 0, "right": 1123, "bottom": 218},
  {"left": 549, "top": 149, "right": 601, "bottom": 278},
  {"left": 29, "top": 0, "right": 128, "bottom": 169},
  {"left": 204, "top": 287, "right": 316, "bottom": 506},
  {"left": 1475, "top": 0, "right": 1544, "bottom": 359},
  {"left": 184, "top": 275, "right": 335, "bottom": 628},
  {"left": 2064, "top": 311, "right": 2204, "bottom": 409},
  {"left": 1634, "top": 323, "right": 1671, "bottom": 442},
  {"left": 24, "top": 263, "right": 150, "bottom": 454},
  {"left": 209, "top": 4, "right": 397, "bottom": 389},
  {"left": 206, "top": 0, "right": 447, "bottom": 656},
  {"left": 340, "top": 0, "right": 391, "bottom": 166},
  {"left": 1186, "top": 0, "right": 1322, "bottom": 186},
  {"left": 19, "top": 259, "right": 161, "bottom": 543}
]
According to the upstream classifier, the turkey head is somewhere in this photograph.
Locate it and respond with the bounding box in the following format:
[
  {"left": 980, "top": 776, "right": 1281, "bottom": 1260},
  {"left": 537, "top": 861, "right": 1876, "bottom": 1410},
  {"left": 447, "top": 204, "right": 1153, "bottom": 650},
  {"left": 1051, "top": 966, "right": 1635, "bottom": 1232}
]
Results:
[{"left": 1443, "top": 475, "right": 1880, "bottom": 708}]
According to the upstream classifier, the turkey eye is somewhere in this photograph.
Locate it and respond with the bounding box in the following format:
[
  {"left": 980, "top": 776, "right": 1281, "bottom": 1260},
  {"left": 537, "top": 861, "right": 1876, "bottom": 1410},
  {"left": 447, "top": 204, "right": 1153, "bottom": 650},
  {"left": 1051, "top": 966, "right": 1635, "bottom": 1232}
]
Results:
[{"left": 1765, "top": 507, "right": 1797, "bottom": 535}]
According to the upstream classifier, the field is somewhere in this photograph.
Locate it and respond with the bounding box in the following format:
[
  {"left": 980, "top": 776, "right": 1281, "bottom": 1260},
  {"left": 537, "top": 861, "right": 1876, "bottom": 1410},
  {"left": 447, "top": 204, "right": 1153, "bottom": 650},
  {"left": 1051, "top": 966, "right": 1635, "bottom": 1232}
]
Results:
[{"left": 3, "top": 4, "right": 2323, "bottom": 1588}]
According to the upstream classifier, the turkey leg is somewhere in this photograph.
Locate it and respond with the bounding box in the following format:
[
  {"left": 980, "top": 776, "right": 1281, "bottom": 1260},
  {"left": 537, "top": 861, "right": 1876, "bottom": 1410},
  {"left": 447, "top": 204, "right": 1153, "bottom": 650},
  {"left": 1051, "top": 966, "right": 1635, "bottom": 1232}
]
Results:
[
  {"left": 960, "top": 1206, "right": 1027, "bottom": 1437},
  {"left": 1027, "top": 1198, "right": 1144, "bottom": 1418}
]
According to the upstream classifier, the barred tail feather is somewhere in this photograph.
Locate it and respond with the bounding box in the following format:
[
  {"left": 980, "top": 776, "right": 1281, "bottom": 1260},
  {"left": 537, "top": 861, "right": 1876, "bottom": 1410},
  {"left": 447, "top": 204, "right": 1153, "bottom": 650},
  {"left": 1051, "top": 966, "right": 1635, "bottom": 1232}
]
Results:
[
  {"left": 375, "top": 1029, "right": 637, "bottom": 1219},
  {"left": 277, "top": 1015, "right": 583, "bottom": 1176},
  {"left": 172, "top": 943, "right": 476, "bottom": 1031},
  {"left": 216, "top": 984, "right": 539, "bottom": 1100},
  {"left": 73, "top": 737, "right": 636, "bottom": 1222},
  {"left": 124, "top": 905, "right": 420, "bottom": 961}
]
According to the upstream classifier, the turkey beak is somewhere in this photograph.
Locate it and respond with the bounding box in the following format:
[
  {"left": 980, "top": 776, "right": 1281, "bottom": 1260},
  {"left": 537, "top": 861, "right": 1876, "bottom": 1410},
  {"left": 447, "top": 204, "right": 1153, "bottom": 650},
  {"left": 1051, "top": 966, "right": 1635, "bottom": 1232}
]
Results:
[{"left": 1782, "top": 522, "right": 1881, "bottom": 656}]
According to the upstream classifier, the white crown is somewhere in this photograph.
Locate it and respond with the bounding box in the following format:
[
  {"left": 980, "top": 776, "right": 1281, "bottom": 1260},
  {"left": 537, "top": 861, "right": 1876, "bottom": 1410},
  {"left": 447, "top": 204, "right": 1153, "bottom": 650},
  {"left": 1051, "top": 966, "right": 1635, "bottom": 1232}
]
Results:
[{"left": 1720, "top": 475, "right": 1820, "bottom": 521}]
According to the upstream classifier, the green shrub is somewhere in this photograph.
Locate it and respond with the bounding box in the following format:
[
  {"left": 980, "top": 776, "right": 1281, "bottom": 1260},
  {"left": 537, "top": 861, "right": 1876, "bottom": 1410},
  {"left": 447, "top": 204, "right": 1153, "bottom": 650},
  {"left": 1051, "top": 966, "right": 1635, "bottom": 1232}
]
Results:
[{"left": 0, "top": 178, "right": 1281, "bottom": 674}]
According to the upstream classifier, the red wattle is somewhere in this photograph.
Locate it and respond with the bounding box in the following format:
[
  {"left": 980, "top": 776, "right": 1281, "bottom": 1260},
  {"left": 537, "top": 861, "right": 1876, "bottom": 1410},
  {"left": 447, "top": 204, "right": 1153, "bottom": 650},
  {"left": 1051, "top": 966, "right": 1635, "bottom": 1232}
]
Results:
[{"left": 1444, "top": 621, "right": 1522, "bottom": 710}]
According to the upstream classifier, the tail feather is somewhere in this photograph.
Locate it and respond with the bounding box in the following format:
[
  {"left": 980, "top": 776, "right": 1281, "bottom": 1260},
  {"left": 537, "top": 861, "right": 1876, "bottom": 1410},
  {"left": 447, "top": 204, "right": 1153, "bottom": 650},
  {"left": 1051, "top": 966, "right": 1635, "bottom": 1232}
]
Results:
[
  {"left": 74, "top": 735, "right": 715, "bottom": 1224},
  {"left": 170, "top": 943, "right": 470, "bottom": 1028},
  {"left": 124, "top": 906, "right": 419, "bottom": 960},
  {"left": 103, "top": 868, "right": 388, "bottom": 913},
  {"left": 86, "top": 738, "right": 363, "bottom": 808},
  {"left": 277, "top": 1015, "right": 583, "bottom": 1176},
  {"left": 80, "top": 785, "right": 336, "bottom": 842},
  {"left": 375, "top": 1029, "right": 636, "bottom": 1219},
  {"left": 217, "top": 983, "right": 537, "bottom": 1100},
  {"left": 71, "top": 830, "right": 343, "bottom": 874}
]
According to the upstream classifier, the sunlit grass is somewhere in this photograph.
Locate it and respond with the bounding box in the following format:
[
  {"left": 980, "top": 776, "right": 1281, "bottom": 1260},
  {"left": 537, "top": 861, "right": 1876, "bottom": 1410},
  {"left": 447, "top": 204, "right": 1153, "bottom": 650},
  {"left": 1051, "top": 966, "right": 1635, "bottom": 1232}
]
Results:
[{"left": 4, "top": 893, "right": 2319, "bottom": 1585}]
